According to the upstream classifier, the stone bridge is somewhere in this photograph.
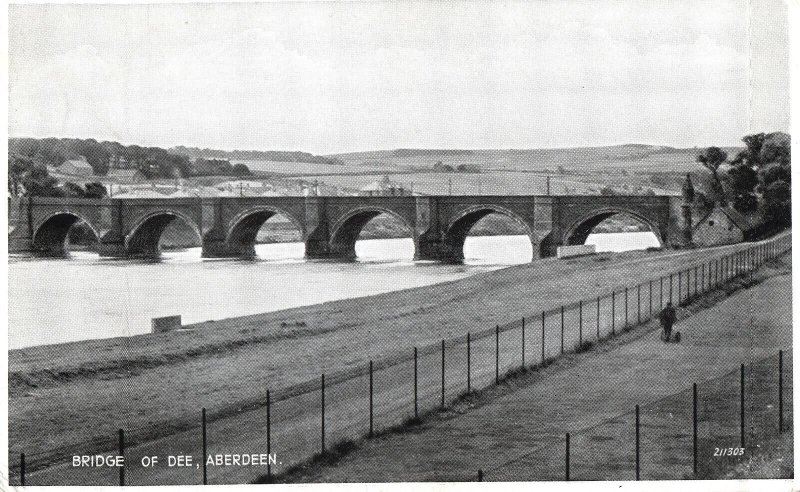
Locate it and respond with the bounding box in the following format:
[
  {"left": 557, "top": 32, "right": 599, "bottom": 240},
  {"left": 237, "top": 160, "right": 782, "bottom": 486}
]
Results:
[{"left": 8, "top": 195, "right": 687, "bottom": 262}]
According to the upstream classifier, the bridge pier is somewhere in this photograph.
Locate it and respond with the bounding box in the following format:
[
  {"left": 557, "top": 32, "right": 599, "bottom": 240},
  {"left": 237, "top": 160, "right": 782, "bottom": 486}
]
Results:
[
  {"left": 96, "top": 241, "right": 128, "bottom": 258},
  {"left": 8, "top": 237, "right": 32, "bottom": 255},
  {"left": 201, "top": 239, "right": 257, "bottom": 259},
  {"left": 415, "top": 232, "right": 462, "bottom": 263}
]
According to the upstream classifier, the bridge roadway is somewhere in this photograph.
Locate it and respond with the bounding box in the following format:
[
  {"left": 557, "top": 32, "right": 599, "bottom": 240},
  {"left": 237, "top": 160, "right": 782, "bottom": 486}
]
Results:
[{"left": 9, "top": 194, "right": 685, "bottom": 262}]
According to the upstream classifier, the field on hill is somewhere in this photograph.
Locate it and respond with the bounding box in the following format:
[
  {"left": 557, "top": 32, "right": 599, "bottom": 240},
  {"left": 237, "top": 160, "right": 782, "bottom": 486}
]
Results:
[
  {"left": 237, "top": 160, "right": 386, "bottom": 176},
  {"left": 327, "top": 145, "right": 742, "bottom": 175}
]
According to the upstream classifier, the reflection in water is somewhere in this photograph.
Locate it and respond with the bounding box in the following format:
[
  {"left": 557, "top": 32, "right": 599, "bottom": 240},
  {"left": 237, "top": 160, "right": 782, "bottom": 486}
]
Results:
[{"left": 8, "top": 232, "right": 658, "bottom": 349}]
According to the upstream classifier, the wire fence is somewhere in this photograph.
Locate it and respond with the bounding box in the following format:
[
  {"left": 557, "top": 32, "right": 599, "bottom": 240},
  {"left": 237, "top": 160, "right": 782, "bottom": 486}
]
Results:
[
  {"left": 480, "top": 350, "right": 793, "bottom": 481},
  {"left": 13, "top": 232, "right": 792, "bottom": 485}
]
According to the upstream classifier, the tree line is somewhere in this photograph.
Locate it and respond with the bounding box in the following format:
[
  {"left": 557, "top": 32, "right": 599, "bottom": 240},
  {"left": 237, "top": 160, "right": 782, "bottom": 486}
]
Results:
[
  {"left": 695, "top": 131, "right": 790, "bottom": 228},
  {"left": 8, "top": 137, "right": 254, "bottom": 197},
  {"left": 170, "top": 146, "right": 345, "bottom": 165},
  {"left": 8, "top": 154, "right": 108, "bottom": 198}
]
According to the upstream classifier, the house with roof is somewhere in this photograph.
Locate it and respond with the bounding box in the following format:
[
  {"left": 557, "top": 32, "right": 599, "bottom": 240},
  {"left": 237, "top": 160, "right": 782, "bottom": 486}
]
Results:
[
  {"left": 58, "top": 157, "right": 94, "bottom": 176},
  {"left": 692, "top": 205, "right": 764, "bottom": 246},
  {"left": 358, "top": 176, "right": 411, "bottom": 196}
]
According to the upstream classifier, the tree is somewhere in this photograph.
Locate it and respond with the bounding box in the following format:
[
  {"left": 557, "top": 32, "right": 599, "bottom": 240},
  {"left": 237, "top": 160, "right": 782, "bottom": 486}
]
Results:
[
  {"left": 84, "top": 182, "right": 108, "bottom": 199},
  {"left": 731, "top": 133, "right": 766, "bottom": 167},
  {"left": 763, "top": 180, "right": 791, "bottom": 227},
  {"left": 231, "top": 163, "right": 252, "bottom": 176},
  {"left": 759, "top": 132, "right": 791, "bottom": 167},
  {"left": 760, "top": 162, "right": 791, "bottom": 188},
  {"left": 8, "top": 155, "right": 63, "bottom": 197},
  {"left": 61, "top": 182, "right": 87, "bottom": 198},
  {"left": 725, "top": 164, "right": 759, "bottom": 212},
  {"left": 22, "top": 166, "right": 62, "bottom": 197},
  {"left": 696, "top": 147, "right": 728, "bottom": 204}
]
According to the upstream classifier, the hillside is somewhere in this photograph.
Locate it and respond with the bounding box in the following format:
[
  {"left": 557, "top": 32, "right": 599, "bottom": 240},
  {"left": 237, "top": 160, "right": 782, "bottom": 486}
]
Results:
[{"left": 327, "top": 145, "right": 743, "bottom": 174}]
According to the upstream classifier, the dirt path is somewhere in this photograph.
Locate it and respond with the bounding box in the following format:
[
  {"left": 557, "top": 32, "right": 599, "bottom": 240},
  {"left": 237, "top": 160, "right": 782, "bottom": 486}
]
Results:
[{"left": 279, "top": 258, "right": 793, "bottom": 482}]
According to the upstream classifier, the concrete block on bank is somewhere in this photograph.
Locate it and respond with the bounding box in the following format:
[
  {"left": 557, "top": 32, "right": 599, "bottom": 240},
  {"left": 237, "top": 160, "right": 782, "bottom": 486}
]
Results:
[
  {"left": 152, "top": 315, "right": 182, "bottom": 333},
  {"left": 557, "top": 244, "right": 596, "bottom": 259}
]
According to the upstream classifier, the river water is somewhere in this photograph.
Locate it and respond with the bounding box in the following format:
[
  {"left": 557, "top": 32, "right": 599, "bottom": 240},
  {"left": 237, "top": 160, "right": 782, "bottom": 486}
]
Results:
[{"left": 8, "top": 232, "right": 659, "bottom": 349}]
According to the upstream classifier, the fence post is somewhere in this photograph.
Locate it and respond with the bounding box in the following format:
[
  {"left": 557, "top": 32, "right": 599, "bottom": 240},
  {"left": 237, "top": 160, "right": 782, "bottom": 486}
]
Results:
[
  {"left": 441, "top": 340, "right": 446, "bottom": 407},
  {"left": 369, "top": 360, "right": 374, "bottom": 437},
  {"left": 596, "top": 296, "right": 601, "bottom": 340},
  {"left": 612, "top": 291, "right": 616, "bottom": 335},
  {"left": 321, "top": 373, "right": 326, "bottom": 454},
  {"left": 637, "top": 284, "right": 641, "bottom": 324},
  {"left": 779, "top": 350, "right": 784, "bottom": 433},
  {"left": 266, "top": 390, "right": 271, "bottom": 480},
  {"left": 678, "top": 271, "right": 682, "bottom": 304},
  {"left": 414, "top": 347, "right": 418, "bottom": 419},
  {"left": 560, "top": 307, "right": 565, "bottom": 354},
  {"left": 649, "top": 280, "right": 653, "bottom": 316},
  {"left": 669, "top": 274, "right": 673, "bottom": 304},
  {"left": 579, "top": 300, "right": 583, "bottom": 347},
  {"left": 693, "top": 382, "right": 697, "bottom": 475},
  {"left": 635, "top": 404, "right": 640, "bottom": 481},
  {"left": 522, "top": 317, "right": 526, "bottom": 368},
  {"left": 694, "top": 266, "right": 698, "bottom": 298},
  {"left": 541, "top": 311, "right": 546, "bottom": 364},
  {"left": 624, "top": 287, "right": 629, "bottom": 329},
  {"left": 495, "top": 326, "right": 500, "bottom": 385},
  {"left": 478, "top": 469, "right": 484, "bottom": 482},
  {"left": 702, "top": 264, "right": 705, "bottom": 293},
  {"left": 660, "top": 276, "right": 663, "bottom": 310},
  {"left": 119, "top": 428, "right": 125, "bottom": 486},
  {"left": 202, "top": 407, "right": 207, "bottom": 485},
  {"left": 740, "top": 364, "right": 745, "bottom": 449},
  {"left": 467, "top": 332, "right": 472, "bottom": 393},
  {"left": 565, "top": 432, "right": 571, "bottom": 481}
]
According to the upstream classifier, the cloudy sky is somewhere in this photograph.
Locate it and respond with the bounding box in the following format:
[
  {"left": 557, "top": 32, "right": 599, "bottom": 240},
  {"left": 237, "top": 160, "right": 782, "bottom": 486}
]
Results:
[{"left": 8, "top": 1, "right": 790, "bottom": 154}]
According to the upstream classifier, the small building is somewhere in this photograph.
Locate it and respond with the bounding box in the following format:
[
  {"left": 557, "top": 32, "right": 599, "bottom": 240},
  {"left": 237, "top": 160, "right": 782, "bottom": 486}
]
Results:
[
  {"left": 358, "top": 177, "right": 410, "bottom": 196},
  {"left": 107, "top": 169, "right": 147, "bottom": 183},
  {"left": 693, "top": 206, "right": 763, "bottom": 246},
  {"left": 112, "top": 189, "right": 167, "bottom": 199},
  {"left": 58, "top": 157, "right": 94, "bottom": 176}
]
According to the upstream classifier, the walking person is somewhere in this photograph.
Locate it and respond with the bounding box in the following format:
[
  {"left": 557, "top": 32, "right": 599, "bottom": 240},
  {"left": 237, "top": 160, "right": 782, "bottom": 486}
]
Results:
[{"left": 659, "top": 302, "right": 677, "bottom": 342}]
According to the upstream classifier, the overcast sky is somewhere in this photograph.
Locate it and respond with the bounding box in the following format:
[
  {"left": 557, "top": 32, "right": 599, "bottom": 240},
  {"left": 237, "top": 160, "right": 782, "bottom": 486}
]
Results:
[{"left": 8, "top": 1, "right": 791, "bottom": 154}]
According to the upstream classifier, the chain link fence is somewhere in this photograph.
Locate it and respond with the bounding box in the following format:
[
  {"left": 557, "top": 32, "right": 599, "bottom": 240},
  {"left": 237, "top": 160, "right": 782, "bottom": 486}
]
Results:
[{"left": 481, "top": 350, "right": 792, "bottom": 481}]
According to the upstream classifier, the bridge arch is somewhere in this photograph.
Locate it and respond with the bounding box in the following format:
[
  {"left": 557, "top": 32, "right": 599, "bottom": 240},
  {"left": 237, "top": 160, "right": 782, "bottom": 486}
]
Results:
[
  {"left": 562, "top": 207, "right": 664, "bottom": 249},
  {"left": 327, "top": 207, "right": 416, "bottom": 260},
  {"left": 442, "top": 205, "right": 536, "bottom": 263},
  {"left": 125, "top": 210, "right": 202, "bottom": 257},
  {"left": 32, "top": 211, "right": 100, "bottom": 256},
  {"left": 225, "top": 207, "right": 305, "bottom": 258}
]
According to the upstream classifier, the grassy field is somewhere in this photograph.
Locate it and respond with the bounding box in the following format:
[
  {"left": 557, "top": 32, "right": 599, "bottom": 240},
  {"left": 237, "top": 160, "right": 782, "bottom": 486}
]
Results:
[
  {"left": 327, "top": 145, "right": 741, "bottom": 174},
  {"left": 11, "top": 239, "right": 776, "bottom": 484}
]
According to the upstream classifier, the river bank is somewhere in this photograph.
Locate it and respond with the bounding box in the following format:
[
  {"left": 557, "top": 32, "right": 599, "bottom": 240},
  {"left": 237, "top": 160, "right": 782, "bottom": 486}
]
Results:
[{"left": 8, "top": 238, "right": 772, "bottom": 472}]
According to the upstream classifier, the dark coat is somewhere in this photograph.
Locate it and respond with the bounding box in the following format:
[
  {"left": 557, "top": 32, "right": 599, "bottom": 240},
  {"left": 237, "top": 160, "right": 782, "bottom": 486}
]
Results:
[{"left": 659, "top": 306, "right": 677, "bottom": 326}]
